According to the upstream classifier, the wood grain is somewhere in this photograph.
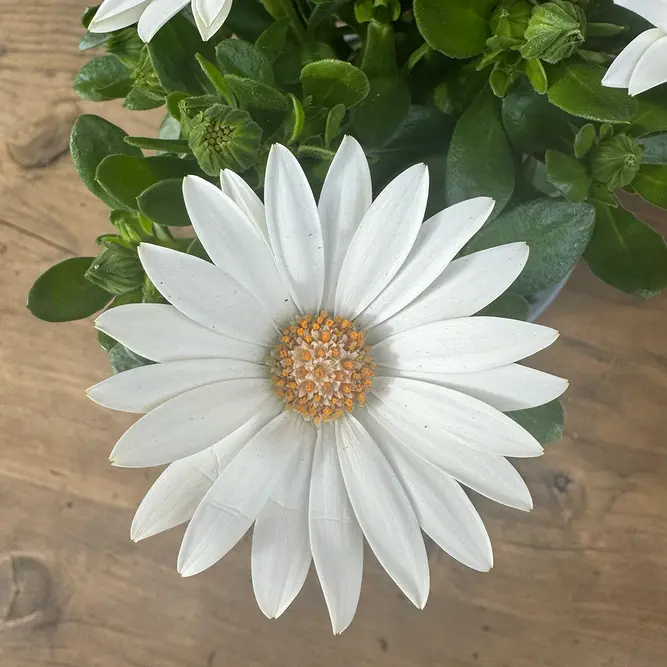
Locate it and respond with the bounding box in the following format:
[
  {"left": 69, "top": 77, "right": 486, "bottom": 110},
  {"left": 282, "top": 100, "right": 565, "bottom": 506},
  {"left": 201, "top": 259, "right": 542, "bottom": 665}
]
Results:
[{"left": 1, "top": 1, "right": 667, "bottom": 666}]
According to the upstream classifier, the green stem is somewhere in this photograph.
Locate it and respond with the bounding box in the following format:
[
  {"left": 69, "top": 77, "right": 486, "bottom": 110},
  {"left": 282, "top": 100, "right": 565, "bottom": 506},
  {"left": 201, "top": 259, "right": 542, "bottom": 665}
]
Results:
[{"left": 259, "top": 0, "right": 307, "bottom": 42}]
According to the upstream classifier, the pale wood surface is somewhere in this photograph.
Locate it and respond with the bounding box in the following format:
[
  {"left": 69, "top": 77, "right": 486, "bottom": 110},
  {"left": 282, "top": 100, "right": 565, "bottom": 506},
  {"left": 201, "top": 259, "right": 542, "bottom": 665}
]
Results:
[{"left": 2, "top": 2, "right": 667, "bottom": 665}]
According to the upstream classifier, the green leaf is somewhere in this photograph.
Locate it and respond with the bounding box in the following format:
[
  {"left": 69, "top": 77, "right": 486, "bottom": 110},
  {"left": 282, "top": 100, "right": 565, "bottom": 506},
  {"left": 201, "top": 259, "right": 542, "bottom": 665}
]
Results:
[
  {"left": 216, "top": 38, "right": 275, "bottom": 84},
  {"left": 324, "top": 103, "right": 346, "bottom": 147},
  {"left": 147, "top": 14, "right": 215, "bottom": 95},
  {"left": 301, "top": 59, "right": 370, "bottom": 109},
  {"left": 545, "top": 150, "right": 592, "bottom": 203},
  {"left": 96, "top": 155, "right": 197, "bottom": 210},
  {"left": 256, "top": 19, "right": 290, "bottom": 61},
  {"left": 502, "top": 82, "right": 573, "bottom": 154},
  {"left": 446, "top": 87, "right": 514, "bottom": 217},
  {"left": 351, "top": 77, "right": 411, "bottom": 148},
  {"left": 525, "top": 58, "right": 548, "bottom": 95},
  {"left": 465, "top": 199, "right": 596, "bottom": 295},
  {"left": 195, "top": 54, "right": 236, "bottom": 105},
  {"left": 28, "top": 257, "right": 112, "bottom": 322},
  {"left": 585, "top": 204, "right": 667, "bottom": 298},
  {"left": 633, "top": 165, "right": 667, "bottom": 208},
  {"left": 74, "top": 56, "right": 132, "bottom": 101},
  {"left": 638, "top": 133, "right": 667, "bottom": 164},
  {"left": 275, "top": 42, "right": 337, "bottom": 88},
  {"left": 414, "top": 0, "right": 495, "bottom": 58},
  {"left": 226, "top": 0, "right": 273, "bottom": 41},
  {"left": 124, "top": 88, "right": 164, "bottom": 110},
  {"left": 224, "top": 74, "right": 288, "bottom": 135},
  {"left": 479, "top": 291, "right": 530, "bottom": 320},
  {"left": 283, "top": 93, "right": 305, "bottom": 144},
  {"left": 137, "top": 178, "right": 190, "bottom": 227},
  {"left": 573, "top": 123, "right": 597, "bottom": 158},
  {"left": 508, "top": 400, "right": 564, "bottom": 445},
  {"left": 368, "top": 105, "right": 453, "bottom": 188},
  {"left": 70, "top": 114, "right": 142, "bottom": 209},
  {"left": 631, "top": 88, "right": 667, "bottom": 137},
  {"left": 109, "top": 343, "right": 154, "bottom": 374},
  {"left": 125, "top": 136, "right": 191, "bottom": 152},
  {"left": 547, "top": 62, "right": 638, "bottom": 124}
]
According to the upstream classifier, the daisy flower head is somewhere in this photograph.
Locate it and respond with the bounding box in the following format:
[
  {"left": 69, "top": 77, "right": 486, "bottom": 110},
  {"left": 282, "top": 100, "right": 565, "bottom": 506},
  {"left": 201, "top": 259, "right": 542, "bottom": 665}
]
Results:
[
  {"left": 603, "top": 0, "right": 667, "bottom": 96},
  {"left": 87, "top": 0, "right": 232, "bottom": 42},
  {"left": 89, "top": 136, "right": 568, "bottom": 633}
]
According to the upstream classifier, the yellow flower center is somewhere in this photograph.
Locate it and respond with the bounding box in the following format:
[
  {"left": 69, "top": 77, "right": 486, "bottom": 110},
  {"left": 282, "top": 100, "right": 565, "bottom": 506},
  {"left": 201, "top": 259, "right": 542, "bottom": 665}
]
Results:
[{"left": 269, "top": 311, "right": 375, "bottom": 423}]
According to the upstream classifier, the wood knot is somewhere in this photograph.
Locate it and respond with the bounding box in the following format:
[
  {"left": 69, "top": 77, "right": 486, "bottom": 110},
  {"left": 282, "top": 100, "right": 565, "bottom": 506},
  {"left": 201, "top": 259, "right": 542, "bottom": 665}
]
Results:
[
  {"left": 0, "top": 554, "right": 59, "bottom": 635},
  {"left": 6, "top": 99, "right": 79, "bottom": 168}
]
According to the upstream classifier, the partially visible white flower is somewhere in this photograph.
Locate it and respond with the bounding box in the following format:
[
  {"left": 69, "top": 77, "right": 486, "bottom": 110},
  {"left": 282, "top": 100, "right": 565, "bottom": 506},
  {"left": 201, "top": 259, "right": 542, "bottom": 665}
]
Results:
[
  {"left": 88, "top": 136, "right": 568, "bottom": 634},
  {"left": 88, "top": 0, "right": 233, "bottom": 42},
  {"left": 602, "top": 0, "right": 667, "bottom": 96}
]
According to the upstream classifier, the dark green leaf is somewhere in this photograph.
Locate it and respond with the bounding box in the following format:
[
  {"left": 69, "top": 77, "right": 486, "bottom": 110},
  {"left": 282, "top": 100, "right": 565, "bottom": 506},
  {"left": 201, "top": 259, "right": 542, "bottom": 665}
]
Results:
[
  {"left": 70, "top": 114, "right": 142, "bottom": 209},
  {"left": 638, "top": 133, "right": 667, "bottom": 164},
  {"left": 96, "top": 155, "right": 197, "bottom": 210},
  {"left": 28, "top": 257, "right": 112, "bottom": 322},
  {"left": 275, "top": 41, "right": 336, "bottom": 88},
  {"left": 195, "top": 54, "right": 236, "bottom": 104},
  {"left": 225, "top": 74, "right": 289, "bottom": 135},
  {"left": 351, "top": 77, "right": 410, "bottom": 148},
  {"left": 138, "top": 178, "right": 191, "bottom": 227},
  {"left": 324, "top": 104, "right": 346, "bottom": 147},
  {"left": 124, "top": 88, "right": 164, "bottom": 110},
  {"left": 256, "top": 19, "right": 290, "bottom": 61},
  {"left": 508, "top": 400, "right": 564, "bottom": 445},
  {"left": 547, "top": 62, "right": 637, "bottom": 124},
  {"left": 301, "top": 59, "right": 370, "bottom": 108},
  {"left": 502, "top": 82, "right": 573, "bottom": 154},
  {"left": 631, "top": 87, "right": 667, "bottom": 136},
  {"left": 479, "top": 292, "right": 530, "bottom": 320},
  {"left": 633, "top": 165, "right": 667, "bottom": 208},
  {"left": 148, "top": 14, "right": 215, "bottom": 95},
  {"left": 585, "top": 204, "right": 667, "bottom": 298},
  {"left": 573, "top": 123, "right": 597, "bottom": 158},
  {"left": 74, "top": 56, "right": 132, "bottom": 101},
  {"left": 216, "top": 38, "right": 275, "bottom": 84},
  {"left": 545, "top": 150, "right": 592, "bottom": 203},
  {"left": 414, "top": 0, "right": 495, "bottom": 58},
  {"left": 225, "top": 0, "right": 273, "bottom": 41},
  {"left": 446, "top": 87, "right": 514, "bottom": 217},
  {"left": 465, "top": 199, "right": 596, "bottom": 295}
]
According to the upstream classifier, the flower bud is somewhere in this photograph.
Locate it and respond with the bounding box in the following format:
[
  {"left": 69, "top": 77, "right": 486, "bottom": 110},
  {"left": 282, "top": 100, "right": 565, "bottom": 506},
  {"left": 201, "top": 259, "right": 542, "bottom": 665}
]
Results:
[
  {"left": 520, "top": 1, "right": 586, "bottom": 64},
  {"left": 177, "top": 95, "right": 220, "bottom": 136},
  {"left": 490, "top": 0, "right": 532, "bottom": 40},
  {"left": 85, "top": 244, "right": 144, "bottom": 295},
  {"left": 590, "top": 134, "right": 643, "bottom": 191},
  {"left": 131, "top": 47, "right": 165, "bottom": 101},
  {"left": 188, "top": 105, "right": 262, "bottom": 176},
  {"left": 106, "top": 27, "right": 144, "bottom": 69}
]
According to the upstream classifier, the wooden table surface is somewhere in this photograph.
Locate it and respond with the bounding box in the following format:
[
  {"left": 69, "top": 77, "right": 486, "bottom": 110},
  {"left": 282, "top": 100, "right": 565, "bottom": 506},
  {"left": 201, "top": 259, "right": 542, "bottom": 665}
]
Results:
[{"left": 2, "top": 2, "right": 667, "bottom": 666}]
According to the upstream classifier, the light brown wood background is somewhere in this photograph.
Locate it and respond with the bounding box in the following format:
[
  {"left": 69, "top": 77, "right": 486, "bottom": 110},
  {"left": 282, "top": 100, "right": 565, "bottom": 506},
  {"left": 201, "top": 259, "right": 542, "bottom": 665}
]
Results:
[{"left": 2, "top": 1, "right": 667, "bottom": 665}]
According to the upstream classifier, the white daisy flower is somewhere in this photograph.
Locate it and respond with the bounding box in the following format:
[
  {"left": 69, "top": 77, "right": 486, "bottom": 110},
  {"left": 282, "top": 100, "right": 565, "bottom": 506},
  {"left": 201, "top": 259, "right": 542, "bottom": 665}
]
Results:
[
  {"left": 88, "top": 136, "right": 567, "bottom": 633},
  {"left": 87, "top": 0, "right": 232, "bottom": 43},
  {"left": 602, "top": 0, "right": 667, "bottom": 96}
]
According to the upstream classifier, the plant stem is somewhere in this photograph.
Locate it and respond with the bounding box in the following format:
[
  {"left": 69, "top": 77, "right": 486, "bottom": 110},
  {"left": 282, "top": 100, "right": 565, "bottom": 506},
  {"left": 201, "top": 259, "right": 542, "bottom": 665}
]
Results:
[{"left": 259, "top": 0, "right": 307, "bottom": 42}]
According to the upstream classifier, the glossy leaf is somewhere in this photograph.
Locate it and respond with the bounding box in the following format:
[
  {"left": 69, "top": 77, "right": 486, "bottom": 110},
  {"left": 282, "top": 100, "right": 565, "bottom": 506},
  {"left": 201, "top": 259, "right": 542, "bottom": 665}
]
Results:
[
  {"left": 138, "top": 178, "right": 191, "bottom": 227},
  {"left": 301, "top": 60, "right": 370, "bottom": 109},
  {"left": 545, "top": 150, "right": 592, "bottom": 203},
  {"left": 633, "top": 166, "right": 667, "bottom": 209},
  {"left": 74, "top": 56, "right": 132, "bottom": 101},
  {"left": 508, "top": 400, "right": 564, "bottom": 445}
]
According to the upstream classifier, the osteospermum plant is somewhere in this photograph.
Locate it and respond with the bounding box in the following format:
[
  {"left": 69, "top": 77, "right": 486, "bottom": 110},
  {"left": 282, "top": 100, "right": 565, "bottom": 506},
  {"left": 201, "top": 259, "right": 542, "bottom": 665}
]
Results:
[{"left": 28, "top": 0, "right": 667, "bottom": 633}]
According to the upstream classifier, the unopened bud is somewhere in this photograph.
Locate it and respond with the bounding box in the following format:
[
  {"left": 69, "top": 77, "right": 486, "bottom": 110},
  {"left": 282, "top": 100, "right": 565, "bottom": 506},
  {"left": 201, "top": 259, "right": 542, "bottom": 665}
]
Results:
[
  {"left": 590, "top": 134, "right": 643, "bottom": 191},
  {"left": 85, "top": 244, "right": 144, "bottom": 295},
  {"left": 490, "top": 0, "right": 532, "bottom": 40}
]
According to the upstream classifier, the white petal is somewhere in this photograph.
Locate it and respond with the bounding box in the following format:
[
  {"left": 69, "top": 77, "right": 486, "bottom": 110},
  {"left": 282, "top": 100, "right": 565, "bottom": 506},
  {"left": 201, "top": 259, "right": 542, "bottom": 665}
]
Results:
[
  {"left": 309, "top": 424, "right": 363, "bottom": 634},
  {"left": 602, "top": 29, "right": 665, "bottom": 89},
  {"left": 178, "top": 412, "right": 316, "bottom": 577},
  {"left": 183, "top": 176, "right": 294, "bottom": 322},
  {"left": 377, "top": 364, "right": 568, "bottom": 412},
  {"left": 138, "top": 244, "right": 276, "bottom": 346},
  {"left": 367, "top": 397, "right": 533, "bottom": 511},
  {"left": 191, "top": 0, "right": 233, "bottom": 40},
  {"left": 130, "top": 448, "right": 218, "bottom": 541},
  {"left": 372, "top": 377, "right": 543, "bottom": 458},
  {"left": 357, "top": 197, "right": 495, "bottom": 330},
  {"left": 335, "top": 164, "right": 429, "bottom": 319},
  {"left": 252, "top": 438, "right": 314, "bottom": 619},
  {"left": 110, "top": 379, "right": 276, "bottom": 467},
  {"left": 220, "top": 169, "right": 268, "bottom": 243},
  {"left": 372, "top": 316, "right": 558, "bottom": 374},
  {"left": 629, "top": 34, "right": 667, "bottom": 95},
  {"left": 88, "top": 0, "right": 149, "bottom": 30},
  {"left": 335, "top": 416, "right": 429, "bottom": 608},
  {"left": 136, "top": 0, "right": 189, "bottom": 42},
  {"left": 614, "top": 1, "right": 667, "bottom": 32},
  {"left": 95, "top": 304, "right": 267, "bottom": 363},
  {"left": 87, "top": 359, "right": 268, "bottom": 414},
  {"left": 357, "top": 412, "right": 493, "bottom": 572},
  {"left": 319, "top": 136, "right": 373, "bottom": 310},
  {"left": 265, "top": 144, "right": 325, "bottom": 314},
  {"left": 367, "top": 243, "right": 529, "bottom": 344}
]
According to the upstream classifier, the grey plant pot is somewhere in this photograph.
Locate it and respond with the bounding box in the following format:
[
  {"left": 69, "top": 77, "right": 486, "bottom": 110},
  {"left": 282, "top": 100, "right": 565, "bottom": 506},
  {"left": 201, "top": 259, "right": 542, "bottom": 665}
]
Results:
[{"left": 526, "top": 270, "right": 574, "bottom": 322}]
